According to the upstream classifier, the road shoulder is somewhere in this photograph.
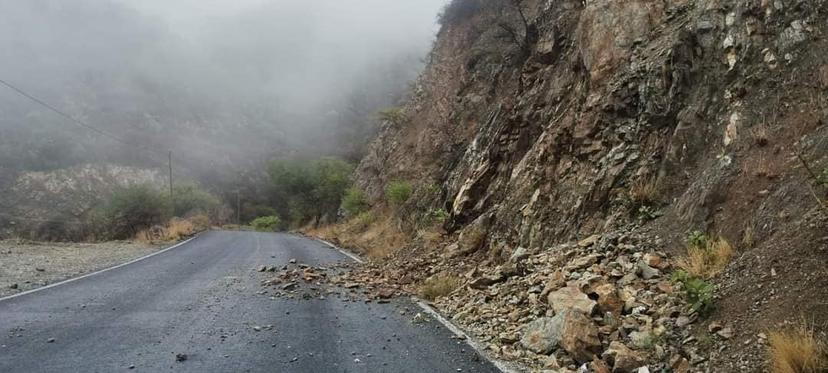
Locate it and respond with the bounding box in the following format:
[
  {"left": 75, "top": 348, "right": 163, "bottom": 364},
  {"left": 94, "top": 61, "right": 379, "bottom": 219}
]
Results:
[{"left": 0, "top": 238, "right": 186, "bottom": 298}]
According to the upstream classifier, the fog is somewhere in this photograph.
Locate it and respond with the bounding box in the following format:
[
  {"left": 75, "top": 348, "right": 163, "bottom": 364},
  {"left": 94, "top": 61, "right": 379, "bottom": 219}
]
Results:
[{"left": 0, "top": 0, "right": 446, "bottom": 183}]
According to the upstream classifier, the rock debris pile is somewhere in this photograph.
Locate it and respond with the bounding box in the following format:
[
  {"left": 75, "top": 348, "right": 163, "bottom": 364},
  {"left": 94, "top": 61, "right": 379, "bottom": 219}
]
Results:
[
  {"left": 329, "top": 229, "right": 724, "bottom": 372},
  {"left": 256, "top": 260, "right": 403, "bottom": 303}
]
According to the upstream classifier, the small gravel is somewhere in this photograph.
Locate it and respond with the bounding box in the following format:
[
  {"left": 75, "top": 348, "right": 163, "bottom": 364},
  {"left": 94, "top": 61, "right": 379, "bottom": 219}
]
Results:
[{"left": 0, "top": 239, "right": 165, "bottom": 297}]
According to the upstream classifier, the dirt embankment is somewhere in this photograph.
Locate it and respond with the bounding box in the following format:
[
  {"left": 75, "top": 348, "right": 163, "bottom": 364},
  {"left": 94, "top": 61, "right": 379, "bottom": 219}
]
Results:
[{"left": 0, "top": 240, "right": 165, "bottom": 298}]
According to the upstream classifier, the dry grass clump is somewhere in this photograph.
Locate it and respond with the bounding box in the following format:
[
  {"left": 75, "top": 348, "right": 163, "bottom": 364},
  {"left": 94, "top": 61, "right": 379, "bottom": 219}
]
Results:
[
  {"left": 629, "top": 177, "right": 660, "bottom": 205},
  {"left": 135, "top": 218, "right": 197, "bottom": 243},
  {"left": 769, "top": 323, "right": 827, "bottom": 373},
  {"left": 417, "top": 228, "right": 444, "bottom": 246},
  {"left": 189, "top": 214, "right": 211, "bottom": 231},
  {"left": 359, "top": 218, "right": 406, "bottom": 259},
  {"left": 304, "top": 211, "right": 408, "bottom": 260},
  {"left": 135, "top": 229, "right": 156, "bottom": 244},
  {"left": 166, "top": 219, "right": 196, "bottom": 240},
  {"left": 677, "top": 237, "right": 734, "bottom": 278},
  {"left": 351, "top": 211, "right": 377, "bottom": 232},
  {"left": 418, "top": 274, "right": 461, "bottom": 301}
]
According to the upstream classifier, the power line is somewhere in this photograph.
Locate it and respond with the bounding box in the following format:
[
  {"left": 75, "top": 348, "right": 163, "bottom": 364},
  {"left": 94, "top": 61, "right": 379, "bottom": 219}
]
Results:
[{"left": 0, "top": 78, "right": 160, "bottom": 155}]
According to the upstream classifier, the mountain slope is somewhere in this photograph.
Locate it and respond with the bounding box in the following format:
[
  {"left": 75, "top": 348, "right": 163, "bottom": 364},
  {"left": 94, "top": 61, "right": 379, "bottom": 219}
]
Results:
[{"left": 340, "top": 0, "right": 828, "bottom": 371}]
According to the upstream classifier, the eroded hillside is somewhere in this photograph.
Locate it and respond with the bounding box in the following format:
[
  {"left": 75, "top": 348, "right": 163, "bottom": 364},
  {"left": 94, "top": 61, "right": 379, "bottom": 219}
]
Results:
[{"left": 321, "top": 0, "right": 828, "bottom": 371}]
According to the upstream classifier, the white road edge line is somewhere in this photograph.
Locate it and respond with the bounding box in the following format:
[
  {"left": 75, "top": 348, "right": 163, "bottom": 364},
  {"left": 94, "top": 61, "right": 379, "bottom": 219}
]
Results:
[
  {"left": 313, "top": 236, "right": 516, "bottom": 373},
  {"left": 415, "top": 300, "right": 520, "bottom": 373},
  {"left": 314, "top": 238, "right": 365, "bottom": 264},
  {"left": 0, "top": 234, "right": 200, "bottom": 303}
]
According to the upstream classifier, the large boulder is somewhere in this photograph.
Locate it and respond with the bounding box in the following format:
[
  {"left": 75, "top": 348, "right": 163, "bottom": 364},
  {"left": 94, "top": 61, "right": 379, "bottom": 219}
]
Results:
[
  {"left": 548, "top": 285, "right": 597, "bottom": 315},
  {"left": 602, "top": 341, "right": 648, "bottom": 372},
  {"left": 455, "top": 214, "right": 491, "bottom": 256},
  {"left": 520, "top": 310, "right": 601, "bottom": 362},
  {"left": 591, "top": 282, "right": 623, "bottom": 316},
  {"left": 557, "top": 310, "right": 602, "bottom": 363},
  {"left": 520, "top": 316, "right": 563, "bottom": 354}
]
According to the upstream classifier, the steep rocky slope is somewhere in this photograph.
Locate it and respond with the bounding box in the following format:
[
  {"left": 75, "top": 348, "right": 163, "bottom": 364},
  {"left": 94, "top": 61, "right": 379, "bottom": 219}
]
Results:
[{"left": 325, "top": 0, "right": 828, "bottom": 371}]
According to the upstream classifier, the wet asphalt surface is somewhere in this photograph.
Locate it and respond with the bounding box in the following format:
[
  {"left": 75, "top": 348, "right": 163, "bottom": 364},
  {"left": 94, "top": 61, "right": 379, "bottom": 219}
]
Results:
[{"left": 0, "top": 231, "right": 500, "bottom": 373}]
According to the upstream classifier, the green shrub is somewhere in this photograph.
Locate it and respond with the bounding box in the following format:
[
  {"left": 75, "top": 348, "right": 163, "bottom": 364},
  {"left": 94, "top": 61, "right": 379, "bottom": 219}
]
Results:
[
  {"left": 341, "top": 187, "right": 370, "bottom": 217},
  {"left": 352, "top": 211, "right": 377, "bottom": 230},
  {"left": 251, "top": 216, "right": 281, "bottom": 232},
  {"left": 242, "top": 204, "right": 278, "bottom": 223},
  {"left": 172, "top": 183, "right": 221, "bottom": 218},
  {"left": 100, "top": 185, "right": 169, "bottom": 240},
  {"left": 687, "top": 230, "right": 709, "bottom": 249},
  {"left": 424, "top": 208, "right": 449, "bottom": 226},
  {"left": 385, "top": 181, "right": 412, "bottom": 207},
  {"left": 376, "top": 107, "right": 408, "bottom": 126},
  {"left": 636, "top": 205, "right": 658, "bottom": 222},
  {"left": 672, "top": 270, "right": 715, "bottom": 316}
]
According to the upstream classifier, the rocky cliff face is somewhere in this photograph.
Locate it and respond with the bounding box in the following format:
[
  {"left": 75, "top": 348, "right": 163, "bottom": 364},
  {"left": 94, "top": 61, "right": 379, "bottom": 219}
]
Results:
[
  {"left": 350, "top": 0, "right": 828, "bottom": 371},
  {"left": 358, "top": 0, "right": 826, "bottom": 249}
]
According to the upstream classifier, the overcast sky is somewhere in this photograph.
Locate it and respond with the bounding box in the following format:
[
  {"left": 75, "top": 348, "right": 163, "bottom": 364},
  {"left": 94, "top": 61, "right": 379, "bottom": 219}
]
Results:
[
  {"left": 125, "top": 0, "right": 446, "bottom": 41},
  {"left": 0, "top": 0, "right": 450, "bottom": 174}
]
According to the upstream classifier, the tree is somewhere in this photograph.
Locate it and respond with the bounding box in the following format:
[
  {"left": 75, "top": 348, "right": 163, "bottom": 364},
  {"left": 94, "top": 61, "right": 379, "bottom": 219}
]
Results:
[
  {"left": 172, "top": 183, "right": 221, "bottom": 218},
  {"left": 100, "top": 185, "right": 168, "bottom": 239},
  {"left": 492, "top": 0, "right": 536, "bottom": 59},
  {"left": 267, "top": 157, "right": 354, "bottom": 227},
  {"left": 250, "top": 216, "right": 281, "bottom": 232}
]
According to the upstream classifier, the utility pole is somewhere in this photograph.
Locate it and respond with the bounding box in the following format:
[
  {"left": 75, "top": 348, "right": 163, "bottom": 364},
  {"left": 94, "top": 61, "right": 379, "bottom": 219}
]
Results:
[{"left": 168, "top": 151, "right": 174, "bottom": 215}]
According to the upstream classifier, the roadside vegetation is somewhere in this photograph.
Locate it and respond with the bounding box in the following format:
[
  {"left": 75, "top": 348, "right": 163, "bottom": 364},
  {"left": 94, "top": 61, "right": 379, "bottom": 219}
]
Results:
[
  {"left": 677, "top": 231, "right": 734, "bottom": 279},
  {"left": 385, "top": 180, "right": 412, "bottom": 208},
  {"left": 351, "top": 211, "right": 377, "bottom": 231},
  {"left": 135, "top": 217, "right": 200, "bottom": 243},
  {"left": 97, "top": 185, "right": 169, "bottom": 240},
  {"left": 341, "top": 187, "right": 370, "bottom": 217},
  {"left": 671, "top": 270, "right": 715, "bottom": 317},
  {"left": 769, "top": 322, "right": 828, "bottom": 373},
  {"left": 267, "top": 157, "right": 353, "bottom": 228},
  {"left": 303, "top": 178, "right": 450, "bottom": 260},
  {"left": 670, "top": 231, "right": 733, "bottom": 317},
  {"left": 251, "top": 216, "right": 281, "bottom": 232},
  {"left": 95, "top": 183, "right": 223, "bottom": 242},
  {"left": 171, "top": 183, "right": 222, "bottom": 218}
]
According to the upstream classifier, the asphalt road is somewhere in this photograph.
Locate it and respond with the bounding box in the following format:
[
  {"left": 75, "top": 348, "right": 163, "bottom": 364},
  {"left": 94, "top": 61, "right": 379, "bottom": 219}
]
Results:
[{"left": 0, "top": 231, "right": 500, "bottom": 373}]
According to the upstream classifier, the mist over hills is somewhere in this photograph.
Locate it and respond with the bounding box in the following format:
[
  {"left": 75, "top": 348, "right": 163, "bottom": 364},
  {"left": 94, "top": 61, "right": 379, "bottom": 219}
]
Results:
[{"left": 0, "top": 0, "right": 446, "bottom": 180}]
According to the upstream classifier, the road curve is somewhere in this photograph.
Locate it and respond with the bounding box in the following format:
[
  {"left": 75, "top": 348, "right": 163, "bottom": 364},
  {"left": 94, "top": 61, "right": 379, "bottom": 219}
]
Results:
[{"left": 0, "top": 231, "right": 499, "bottom": 373}]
